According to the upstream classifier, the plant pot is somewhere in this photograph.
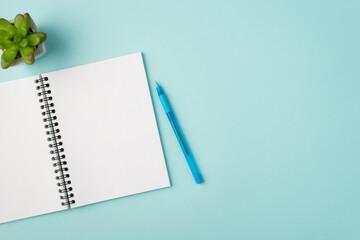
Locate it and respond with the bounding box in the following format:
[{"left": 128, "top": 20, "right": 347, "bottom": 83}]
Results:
[{"left": 0, "top": 17, "right": 46, "bottom": 67}]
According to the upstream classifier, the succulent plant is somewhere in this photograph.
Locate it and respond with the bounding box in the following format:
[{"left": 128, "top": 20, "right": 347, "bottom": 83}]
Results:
[{"left": 0, "top": 13, "right": 47, "bottom": 69}]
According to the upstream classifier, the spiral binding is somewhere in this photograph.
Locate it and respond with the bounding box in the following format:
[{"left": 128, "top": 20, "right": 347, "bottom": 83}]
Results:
[{"left": 35, "top": 75, "right": 75, "bottom": 208}]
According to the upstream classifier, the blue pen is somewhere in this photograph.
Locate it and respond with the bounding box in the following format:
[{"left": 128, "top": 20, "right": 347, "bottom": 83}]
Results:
[{"left": 155, "top": 82, "right": 203, "bottom": 184}]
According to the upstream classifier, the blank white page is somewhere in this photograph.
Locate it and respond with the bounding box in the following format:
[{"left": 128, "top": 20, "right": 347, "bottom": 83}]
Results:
[
  {"left": 0, "top": 77, "right": 65, "bottom": 224},
  {"left": 46, "top": 53, "right": 170, "bottom": 207}
]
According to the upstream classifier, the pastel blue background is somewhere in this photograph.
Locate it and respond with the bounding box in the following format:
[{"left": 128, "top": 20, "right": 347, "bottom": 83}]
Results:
[{"left": 1, "top": 1, "right": 359, "bottom": 239}]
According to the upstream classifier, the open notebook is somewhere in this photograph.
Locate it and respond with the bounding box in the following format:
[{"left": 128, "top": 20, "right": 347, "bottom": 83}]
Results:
[{"left": 0, "top": 53, "right": 170, "bottom": 224}]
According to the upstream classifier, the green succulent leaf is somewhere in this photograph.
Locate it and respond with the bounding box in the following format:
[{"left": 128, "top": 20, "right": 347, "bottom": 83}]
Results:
[
  {"left": 23, "top": 13, "right": 31, "bottom": 31},
  {"left": 27, "top": 32, "right": 47, "bottom": 46},
  {"left": 19, "top": 46, "right": 35, "bottom": 65},
  {"left": 19, "top": 38, "right": 28, "bottom": 48},
  {"left": 0, "top": 30, "right": 11, "bottom": 40},
  {"left": 0, "top": 18, "right": 16, "bottom": 36},
  {"left": 1, "top": 45, "right": 19, "bottom": 69},
  {"left": 13, "top": 31, "right": 23, "bottom": 43},
  {"left": 0, "top": 39, "right": 14, "bottom": 49},
  {"left": 14, "top": 14, "right": 28, "bottom": 37}
]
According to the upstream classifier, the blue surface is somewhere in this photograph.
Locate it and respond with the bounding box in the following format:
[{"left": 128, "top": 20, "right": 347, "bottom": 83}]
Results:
[{"left": 1, "top": 1, "right": 359, "bottom": 239}]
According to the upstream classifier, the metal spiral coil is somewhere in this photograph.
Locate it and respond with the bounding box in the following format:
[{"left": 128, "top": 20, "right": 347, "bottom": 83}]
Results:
[{"left": 35, "top": 75, "right": 75, "bottom": 207}]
